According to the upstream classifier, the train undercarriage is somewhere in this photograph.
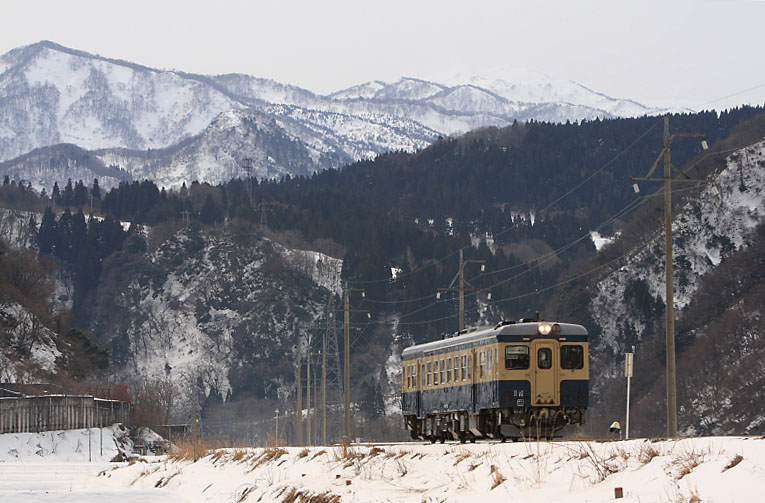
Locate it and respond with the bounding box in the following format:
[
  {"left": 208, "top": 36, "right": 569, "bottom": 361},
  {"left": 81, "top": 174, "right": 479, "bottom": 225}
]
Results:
[{"left": 405, "top": 407, "right": 585, "bottom": 443}]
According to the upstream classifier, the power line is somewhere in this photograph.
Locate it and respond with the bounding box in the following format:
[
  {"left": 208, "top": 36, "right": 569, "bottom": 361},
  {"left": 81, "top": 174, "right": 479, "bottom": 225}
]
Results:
[
  {"left": 688, "top": 81, "right": 765, "bottom": 112},
  {"left": 342, "top": 184, "right": 703, "bottom": 330},
  {"left": 346, "top": 117, "right": 666, "bottom": 287},
  {"left": 358, "top": 188, "right": 647, "bottom": 317}
]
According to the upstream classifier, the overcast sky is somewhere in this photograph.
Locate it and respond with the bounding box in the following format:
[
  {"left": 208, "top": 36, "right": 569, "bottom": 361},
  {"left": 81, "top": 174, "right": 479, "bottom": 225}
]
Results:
[{"left": 2, "top": 0, "right": 764, "bottom": 110}]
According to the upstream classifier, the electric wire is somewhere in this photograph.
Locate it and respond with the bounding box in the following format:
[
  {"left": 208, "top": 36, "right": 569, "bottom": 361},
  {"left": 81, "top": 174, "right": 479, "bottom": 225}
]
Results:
[
  {"left": 346, "top": 83, "right": 764, "bottom": 291},
  {"left": 346, "top": 118, "right": 666, "bottom": 288},
  {"left": 335, "top": 86, "right": 764, "bottom": 325},
  {"left": 344, "top": 183, "right": 705, "bottom": 329}
]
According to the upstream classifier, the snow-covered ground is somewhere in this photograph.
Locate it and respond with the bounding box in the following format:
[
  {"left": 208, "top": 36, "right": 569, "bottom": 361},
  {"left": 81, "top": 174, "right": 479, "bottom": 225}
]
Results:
[
  {"left": 0, "top": 426, "right": 185, "bottom": 502},
  {"left": 2, "top": 427, "right": 764, "bottom": 502}
]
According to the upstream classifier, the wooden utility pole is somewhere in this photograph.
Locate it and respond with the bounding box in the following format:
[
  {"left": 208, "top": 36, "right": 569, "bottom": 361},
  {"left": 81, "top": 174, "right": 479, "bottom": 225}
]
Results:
[
  {"left": 322, "top": 307, "right": 328, "bottom": 446},
  {"left": 343, "top": 289, "right": 351, "bottom": 442},
  {"left": 193, "top": 399, "right": 199, "bottom": 461},
  {"left": 438, "top": 248, "right": 487, "bottom": 332},
  {"left": 631, "top": 114, "right": 707, "bottom": 438},
  {"left": 306, "top": 347, "right": 311, "bottom": 446},
  {"left": 340, "top": 286, "right": 368, "bottom": 443},
  {"left": 296, "top": 342, "right": 303, "bottom": 446}
]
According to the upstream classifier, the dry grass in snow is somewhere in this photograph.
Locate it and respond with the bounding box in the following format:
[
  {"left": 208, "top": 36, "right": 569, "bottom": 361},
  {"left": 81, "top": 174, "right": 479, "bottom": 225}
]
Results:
[{"left": 93, "top": 437, "right": 765, "bottom": 503}]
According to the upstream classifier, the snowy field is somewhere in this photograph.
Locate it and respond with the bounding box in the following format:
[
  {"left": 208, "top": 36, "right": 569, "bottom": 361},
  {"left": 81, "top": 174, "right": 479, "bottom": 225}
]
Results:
[
  {"left": 0, "top": 426, "right": 184, "bottom": 502},
  {"left": 2, "top": 428, "right": 764, "bottom": 502}
]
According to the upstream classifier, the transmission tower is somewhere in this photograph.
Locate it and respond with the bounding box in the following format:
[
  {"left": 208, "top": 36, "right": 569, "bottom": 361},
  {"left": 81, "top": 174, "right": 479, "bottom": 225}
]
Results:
[
  {"left": 322, "top": 295, "right": 343, "bottom": 443},
  {"left": 241, "top": 158, "right": 253, "bottom": 207}
]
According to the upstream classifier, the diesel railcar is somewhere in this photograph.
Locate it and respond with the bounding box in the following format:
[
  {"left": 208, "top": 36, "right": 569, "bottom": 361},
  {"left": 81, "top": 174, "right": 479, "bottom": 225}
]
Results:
[{"left": 401, "top": 318, "right": 588, "bottom": 442}]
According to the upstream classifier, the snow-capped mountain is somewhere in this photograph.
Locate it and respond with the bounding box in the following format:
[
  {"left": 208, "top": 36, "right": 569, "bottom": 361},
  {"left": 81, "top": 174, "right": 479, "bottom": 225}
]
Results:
[
  {"left": 0, "top": 41, "right": 243, "bottom": 159},
  {"left": 0, "top": 41, "right": 662, "bottom": 190}
]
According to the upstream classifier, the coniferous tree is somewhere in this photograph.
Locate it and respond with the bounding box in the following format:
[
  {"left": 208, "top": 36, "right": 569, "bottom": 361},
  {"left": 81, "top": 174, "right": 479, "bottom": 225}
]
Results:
[
  {"left": 52, "top": 182, "right": 61, "bottom": 205},
  {"left": 37, "top": 206, "right": 57, "bottom": 255},
  {"left": 56, "top": 209, "right": 73, "bottom": 261},
  {"left": 62, "top": 179, "right": 74, "bottom": 206},
  {"left": 27, "top": 214, "right": 38, "bottom": 249},
  {"left": 73, "top": 180, "right": 88, "bottom": 206},
  {"left": 200, "top": 194, "right": 220, "bottom": 224},
  {"left": 91, "top": 178, "right": 101, "bottom": 200},
  {"left": 71, "top": 209, "right": 87, "bottom": 261}
]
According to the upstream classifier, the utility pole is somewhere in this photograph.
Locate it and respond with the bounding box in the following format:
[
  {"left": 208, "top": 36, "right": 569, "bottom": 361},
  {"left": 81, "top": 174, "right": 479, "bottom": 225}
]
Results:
[
  {"left": 343, "top": 289, "right": 351, "bottom": 442},
  {"left": 306, "top": 347, "right": 312, "bottom": 446},
  {"left": 193, "top": 398, "right": 199, "bottom": 461},
  {"left": 274, "top": 409, "right": 279, "bottom": 445},
  {"left": 340, "top": 285, "right": 368, "bottom": 442},
  {"left": 438, "top": 248, "right": 487, "bottom": 332},
  {"left": 631, "top": 114, "right": 708, "bottom": 438},
  {"left": 296, "top": 342, "right": 303, "bottom": 446},
  {"left": 322, "top": 300, "right": 329, "bottom": 446},
  {"left": 625, "top": 348, "right": 634, "bottom": 440}
]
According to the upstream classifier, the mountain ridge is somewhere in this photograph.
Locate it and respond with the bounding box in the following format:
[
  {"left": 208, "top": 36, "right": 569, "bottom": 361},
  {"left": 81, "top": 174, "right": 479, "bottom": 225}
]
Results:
[{"left": 1, "top": 41, "right": 665, "bottom": 190}]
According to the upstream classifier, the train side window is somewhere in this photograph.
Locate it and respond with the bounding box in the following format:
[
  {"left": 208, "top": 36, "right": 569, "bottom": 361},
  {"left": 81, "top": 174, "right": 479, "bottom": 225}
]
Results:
[
  {"left": 454, "top": 356, "right": 460, "bottom": 381},
  {"left": 468, "top": 354, "right": 472, "bottom": 380},
  {"left": 427, "top": 362, "right": 432, "bottom": 386},
  {"left": 413, "top": 365, "right": 417, "bottom": 388},
  {"left": 561, "top": 345, "right": 584, "bottom": 369},
  {"left": 440, "top": 359, "right": 445, "bottom": 384},
  {"left": 447, "top": 358, "right": 452, "bottom": 383},
  {"left": 434, "top": 360, "right": 439, "bottom": 385},
  {"left": 538, "top": 348, "right": 553, "bottom": 370},
  {"left": 488, "top": 349, "right": 493, "bottom": 371},
  {"left": 461, "top": 355, "right": 467, "bottom": 381},
  {"left": 505, "top": 346, "right": 530, "bottom": 370},
  {"left": 479, "top": 351, "right": 485, "bottom": 378}
]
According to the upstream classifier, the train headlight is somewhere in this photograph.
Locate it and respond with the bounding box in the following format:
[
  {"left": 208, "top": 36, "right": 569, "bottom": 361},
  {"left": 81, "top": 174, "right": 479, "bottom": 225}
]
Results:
[{"left": 538, "top": 323, "right": 552, "bottom": 335}]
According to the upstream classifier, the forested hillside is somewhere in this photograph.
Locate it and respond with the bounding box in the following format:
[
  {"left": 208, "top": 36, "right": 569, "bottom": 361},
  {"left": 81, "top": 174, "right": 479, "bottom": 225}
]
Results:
[
  {"left": 546, "top": 112, "right": 765, "bottom": 436},
  {"left": 2, "top": 106, "right": 763, "bottom": 440}
]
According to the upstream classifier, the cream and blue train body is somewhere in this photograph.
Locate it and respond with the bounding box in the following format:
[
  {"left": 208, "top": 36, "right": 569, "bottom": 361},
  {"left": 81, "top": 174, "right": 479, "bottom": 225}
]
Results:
[{"left": 401, "top": 319, "right": 589, "bottom": 442}]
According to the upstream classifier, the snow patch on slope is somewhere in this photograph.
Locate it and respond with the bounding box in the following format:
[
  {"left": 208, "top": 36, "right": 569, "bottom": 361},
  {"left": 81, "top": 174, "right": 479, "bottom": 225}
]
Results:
[
  {"left": 590, "top": 140, "right": 765, "bottom": 359},
  {"left": 280, "top": 248, "right": 343, "bottom": 295}
]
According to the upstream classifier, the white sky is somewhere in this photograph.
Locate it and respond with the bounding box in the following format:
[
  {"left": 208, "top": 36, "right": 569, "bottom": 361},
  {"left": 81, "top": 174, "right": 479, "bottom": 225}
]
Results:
[{"left": 2, "top": 0, "right": 765, "bottom": 110}]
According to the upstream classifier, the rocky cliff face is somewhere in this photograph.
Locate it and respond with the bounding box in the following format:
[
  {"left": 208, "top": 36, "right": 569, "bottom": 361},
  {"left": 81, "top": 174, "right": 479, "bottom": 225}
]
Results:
[
  {"left": 583, "top": 139, "right": 765, "bottom": 435},
  {"left": 85, "top": 224, "right": 343, "bottom": 416}
]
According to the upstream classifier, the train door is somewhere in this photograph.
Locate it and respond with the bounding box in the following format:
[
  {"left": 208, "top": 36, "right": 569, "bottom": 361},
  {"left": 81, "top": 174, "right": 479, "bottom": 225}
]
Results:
[
  {"left": 415, "top": 359, "right": 422, "bottom": 417},
  {"left": 470, "top": 349, "right": 476, "bottom": 414},
  {"left": 532, "top": 340, "right": 559, "bottom": 406}
]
